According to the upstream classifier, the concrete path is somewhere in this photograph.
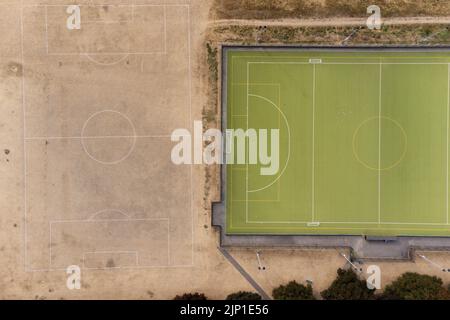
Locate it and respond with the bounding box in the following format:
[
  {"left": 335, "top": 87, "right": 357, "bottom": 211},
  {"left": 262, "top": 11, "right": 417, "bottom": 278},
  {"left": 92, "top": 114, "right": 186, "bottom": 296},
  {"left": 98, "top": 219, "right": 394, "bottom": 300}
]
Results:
[{"left": 218, "top": 247, "right": 271, "bottom": 300}]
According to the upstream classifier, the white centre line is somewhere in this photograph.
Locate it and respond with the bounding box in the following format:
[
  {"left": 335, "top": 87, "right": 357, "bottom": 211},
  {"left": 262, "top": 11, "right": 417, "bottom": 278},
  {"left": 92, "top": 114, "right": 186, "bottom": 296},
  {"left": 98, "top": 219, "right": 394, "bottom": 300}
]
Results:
[
  {"left": 378, "top": 62, "right": 382, "bottom": 224},
  {"left": 311, "top": 64, "right": 316, "bottom": 222},
  {"left": 246, "top": 62, "right": 249, "bottom": 223}
]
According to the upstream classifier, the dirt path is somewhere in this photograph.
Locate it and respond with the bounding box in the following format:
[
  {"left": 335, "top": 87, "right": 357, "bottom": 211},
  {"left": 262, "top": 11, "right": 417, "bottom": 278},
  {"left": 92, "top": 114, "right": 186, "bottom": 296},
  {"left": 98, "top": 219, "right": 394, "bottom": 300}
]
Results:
[{"left": 209, "top": 16, "right": 450, "bottom": 28}]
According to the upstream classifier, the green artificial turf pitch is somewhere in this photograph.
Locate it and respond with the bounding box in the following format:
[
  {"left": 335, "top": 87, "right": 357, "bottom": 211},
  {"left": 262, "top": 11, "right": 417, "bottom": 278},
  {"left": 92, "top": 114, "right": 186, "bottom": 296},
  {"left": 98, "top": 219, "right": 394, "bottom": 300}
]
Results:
[{"left": 225, "top": 48, "right": 450, "bottom": 236}]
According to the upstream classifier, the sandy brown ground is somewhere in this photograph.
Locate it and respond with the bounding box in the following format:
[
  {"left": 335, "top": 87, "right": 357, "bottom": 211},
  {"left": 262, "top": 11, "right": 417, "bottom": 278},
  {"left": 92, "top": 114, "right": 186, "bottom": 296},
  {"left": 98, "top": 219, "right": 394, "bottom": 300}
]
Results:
[{"left": 0, "top": 0, "right": 450, "bottom": 300}]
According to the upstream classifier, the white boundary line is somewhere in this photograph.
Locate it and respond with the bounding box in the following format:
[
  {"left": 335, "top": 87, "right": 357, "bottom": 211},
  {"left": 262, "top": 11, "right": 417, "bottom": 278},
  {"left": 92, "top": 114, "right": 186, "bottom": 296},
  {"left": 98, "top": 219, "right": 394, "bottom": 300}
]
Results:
[
  {"left": 250, "top": 61, "right": 450, "bottom": 65},
  {"left": 44, "top": 5, "right": 48, "bottom": 54},
  {"left": 167, "top": 219, "right": 171, "bottom": 266},
  {"left": 47, "top": 52, "right": 162, "bottom": 56},
  {"left": 49, "top": 218, "right": 169, "bottom": 269},
  {"left": 24, "top": 4, "right": 188, "bottom": 7},
  {"left": 245, "top": 220, "right": 450, "bottom": 226},
  {"left": 22, "top": 4, "right": 194, "bottom": 271},
  {"left": 27, "top": 264, "right": 193, "bottom": 273},
  {"left": 187, "top": 4, "right": 194, "bottom": 267},
  {"left": 20, "top": 0, "right": 28, "bottom": 271},
  {"left": 25, "top": 135, "right": 174, "bottom": 140},
  {"left": 237, "top": 59, "right": 450, "bottom": 227},
  {"left": 163, "top": 4, "right": 167, "bottom": 54},
  {"left": 447, "top": 63, "right": 450, "bottom": 225}
]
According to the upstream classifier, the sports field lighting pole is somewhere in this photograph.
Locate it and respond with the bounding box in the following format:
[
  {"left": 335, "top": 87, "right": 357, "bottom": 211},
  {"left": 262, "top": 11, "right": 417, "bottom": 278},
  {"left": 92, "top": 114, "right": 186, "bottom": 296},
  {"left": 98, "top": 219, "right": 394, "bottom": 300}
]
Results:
[
  {"left": 418, "top": 254, "right": 448, "bottom": 272},
  {"left": 256, "top": 251, "right": 266, "bottom": 270},
  {"left": 340, "top": 253, "right": 362, "bottom": 273}
]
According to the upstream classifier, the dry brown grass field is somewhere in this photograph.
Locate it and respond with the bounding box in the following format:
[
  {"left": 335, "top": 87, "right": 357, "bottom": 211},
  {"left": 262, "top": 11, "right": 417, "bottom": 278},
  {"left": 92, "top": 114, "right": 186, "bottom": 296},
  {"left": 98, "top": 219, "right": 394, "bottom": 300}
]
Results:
[{"left": 213, "top": 0, "right": 450, "bottom": 19}]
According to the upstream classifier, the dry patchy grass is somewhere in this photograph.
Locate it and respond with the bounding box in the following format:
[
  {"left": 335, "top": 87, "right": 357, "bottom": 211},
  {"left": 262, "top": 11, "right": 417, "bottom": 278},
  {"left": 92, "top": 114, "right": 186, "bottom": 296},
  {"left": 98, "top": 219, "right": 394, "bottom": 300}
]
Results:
[
  {"left": 209, "top": 24, "right": 450, "bottom": 45},
  {"left": 213, "top": 0, "right": 450, "bottom": 20}
]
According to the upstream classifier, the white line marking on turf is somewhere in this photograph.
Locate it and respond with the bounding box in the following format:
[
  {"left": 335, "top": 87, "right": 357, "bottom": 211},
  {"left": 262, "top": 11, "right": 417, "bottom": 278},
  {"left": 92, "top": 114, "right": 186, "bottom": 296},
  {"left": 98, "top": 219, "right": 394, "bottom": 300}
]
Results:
[
  {"left": 250, "top": 62, "right": 450, "bottom": 65},
  {"left": 20, "top": 1, "right": 29, "bottom": 271},
  {"left": 87, "top": 209, "right": 131, "bottom": 220},
  {"left": 44, "top": 4, "right": 168, "bottom": 57},
  {"left": 82, "top": 251, "right": 139, "bottom": 269},
  {"left": 25, "top": 135, "right": 174, "bottom": 140},
  {"left": 23, "top": 3, "right": 195, "bottom": 271},
  {"left": 50, "top": 218, "right": 169, "bottom": 224},
  {"left": 246, "top": 62, "right": 249, "bottom": 223},
  {"left": 163, "top": 5, "right": 167, "bottom": 54},
  {"left": 245, "top": 220, "right": 450, "bottom": 225},
  {"left": 25, "top": 4, "right": 188, "bottom": 8},
  {"left": 47, "top": 52, "right": 165, "bottom": 56},
  {"left": 83, "top": 53, "right": 131, "bottom": 66},
  {"left": 324, "top": 62, "right": 450, "bottom": 65},
  {"left": 246, "top": 94, "right": 291, "bottom": 193},
  {"left": 49, "top": 221, "right": 52, "bottom": 269},
  {"left": 44, "top": 5, "right": 48, "bottom": 54},
  {"left": 49, "top": 218, "right": 169, "bottom": 269},
  {"left": 447, "top": 63, "right": 449, "bottom": 225},
  {"left": 26, "top": 264, "right": 193, "bottom": 273},
  {"left": 312, "top": 64, "right": 316, "bottom": 223},
  {"left": 167, "top": 219, "right": 171, "bottom": 266},
  {"left": 80, "top": 109, "right": 137, "bottom": 165},
  {"left": 242, "top": 59, "right": 450, "bottom": 227},
  {"left": 187, "top": 5, "right": 194, "bottom": 267},
  {"left": 378, "top": 62, "right": 382, "bottom": 224}
]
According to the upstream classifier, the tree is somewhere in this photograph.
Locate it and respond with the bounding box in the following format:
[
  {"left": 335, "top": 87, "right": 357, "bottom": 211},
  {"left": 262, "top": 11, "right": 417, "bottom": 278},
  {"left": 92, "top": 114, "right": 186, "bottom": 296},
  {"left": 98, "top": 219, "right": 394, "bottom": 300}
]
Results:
[
  {"left": 272, "top": 281, "right": 315, "bottom": 300},
  {"left": 226, "top": 291, "right": 262, "bottom": 300},
  {"left": 381, "top": 272, "right": 449, "bottom": 300},
  {"left": 174, "top": 292, "right": 208, "bottom": 300},
  {"left": 321, "top": 268, "right": 375, "bottom": 300}
]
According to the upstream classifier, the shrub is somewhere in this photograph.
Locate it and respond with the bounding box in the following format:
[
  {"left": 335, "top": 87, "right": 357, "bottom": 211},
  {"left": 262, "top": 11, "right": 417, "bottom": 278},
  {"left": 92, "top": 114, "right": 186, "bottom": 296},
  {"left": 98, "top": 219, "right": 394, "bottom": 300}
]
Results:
[
  {"left": 381, "top": 272, "right": 449, "bottom": 300},
  {"left": 174, "top": 292, "right": 208, "bottom": 300},
  {"left": 272, "top": 281, "right": 315, "bottom": 300},
  {"left": 226, "top": 291, "right": 262, "bottom": 300},
  {"left": 321, "top": 268, "right": 375, "bottom": 300}
]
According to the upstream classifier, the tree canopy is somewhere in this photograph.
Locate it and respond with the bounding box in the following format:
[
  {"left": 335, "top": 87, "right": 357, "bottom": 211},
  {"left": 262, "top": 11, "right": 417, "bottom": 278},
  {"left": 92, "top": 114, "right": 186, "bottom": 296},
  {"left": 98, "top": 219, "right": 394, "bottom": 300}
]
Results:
[
  {"left": 321, "top": 268, "right": 376, "bottom": 300},
  {"left": 381, "top": 272, "right": 449, "bottom": 300},
  {"left": 272, "top": 281, "right": 316, "bottom": 300},
  {"left": 226, "top": 291, "right": 262, "bottom": 300}
]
